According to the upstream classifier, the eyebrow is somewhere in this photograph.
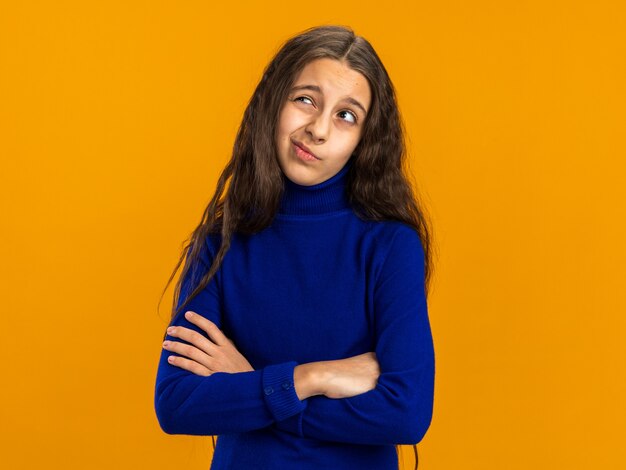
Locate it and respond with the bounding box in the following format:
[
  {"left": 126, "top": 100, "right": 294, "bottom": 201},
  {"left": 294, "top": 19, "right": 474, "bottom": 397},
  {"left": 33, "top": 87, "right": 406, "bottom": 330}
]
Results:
[{"left": 290, "top": 84, "right": 368, "bottom": 116}]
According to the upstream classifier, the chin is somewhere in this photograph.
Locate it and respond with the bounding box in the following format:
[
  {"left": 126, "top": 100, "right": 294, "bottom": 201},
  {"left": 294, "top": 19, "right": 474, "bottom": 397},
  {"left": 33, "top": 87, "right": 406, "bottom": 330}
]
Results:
[{"left": 280, "top": 161, "right": 319, "bottom": 186}]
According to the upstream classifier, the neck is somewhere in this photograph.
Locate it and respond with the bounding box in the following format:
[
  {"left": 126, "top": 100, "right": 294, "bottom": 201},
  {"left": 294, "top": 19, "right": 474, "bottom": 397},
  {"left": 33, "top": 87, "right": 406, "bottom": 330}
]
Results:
[{"left": 278, "top": 160, "right": 352, "bottom": 216}]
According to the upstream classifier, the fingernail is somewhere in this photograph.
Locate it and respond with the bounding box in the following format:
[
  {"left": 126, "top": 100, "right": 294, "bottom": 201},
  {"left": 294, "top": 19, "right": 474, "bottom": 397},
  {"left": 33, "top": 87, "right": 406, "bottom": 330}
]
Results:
[{"left": 185, "top": 311, "right": 194, "bottom": 319}]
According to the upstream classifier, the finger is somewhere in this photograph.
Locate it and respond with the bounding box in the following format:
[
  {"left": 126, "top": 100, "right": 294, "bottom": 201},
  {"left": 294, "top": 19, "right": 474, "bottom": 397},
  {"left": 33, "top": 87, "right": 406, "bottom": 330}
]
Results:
[
  {"left": 167, "top": 354, "right": 212, "bottom": 377},
  {"left": 163, "top": 340, "right": 215, "bottom": 370},
  {"left": 167, "top": 325, "right": 216, "bottom": 355},
  {"left": 184, "top": 311, "right": 230, "bottom": 347}
]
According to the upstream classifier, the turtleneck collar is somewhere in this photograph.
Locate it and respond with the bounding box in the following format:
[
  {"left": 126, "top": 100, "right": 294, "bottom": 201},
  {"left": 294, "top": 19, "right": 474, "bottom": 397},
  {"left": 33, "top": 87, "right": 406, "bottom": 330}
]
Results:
[{"left": 278, "top": 159, "right": 353, "bottom": 216}]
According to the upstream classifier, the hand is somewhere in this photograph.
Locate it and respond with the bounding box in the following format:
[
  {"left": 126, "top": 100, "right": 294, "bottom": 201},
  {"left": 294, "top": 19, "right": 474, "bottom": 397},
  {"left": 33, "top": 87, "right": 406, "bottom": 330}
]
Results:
[
  {"left": 320, "top": 352, "right": 381, "bottom": 399},
  {"left": 163, "top": 311, "right": 255, "bottom": 376}
]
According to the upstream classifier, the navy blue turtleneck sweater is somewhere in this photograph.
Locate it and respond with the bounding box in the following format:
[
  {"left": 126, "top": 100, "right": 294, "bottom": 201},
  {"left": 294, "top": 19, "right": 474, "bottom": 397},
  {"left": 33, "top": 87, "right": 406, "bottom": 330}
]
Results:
[{"left": 154, "top": 160, "right": 435, "bottom": 469}]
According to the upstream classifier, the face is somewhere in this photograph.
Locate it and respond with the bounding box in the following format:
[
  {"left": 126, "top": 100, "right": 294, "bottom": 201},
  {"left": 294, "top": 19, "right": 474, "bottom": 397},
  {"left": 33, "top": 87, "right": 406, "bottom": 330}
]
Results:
[{"left": 275, "top": 58, "right": 372, "bottom": 186}]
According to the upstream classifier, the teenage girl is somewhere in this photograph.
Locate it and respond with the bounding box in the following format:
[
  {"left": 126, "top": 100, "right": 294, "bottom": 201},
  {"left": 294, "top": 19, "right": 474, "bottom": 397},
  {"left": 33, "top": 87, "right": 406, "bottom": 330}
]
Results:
[{"left": 155, "top": 24, "right": 435, "bottom": 470}]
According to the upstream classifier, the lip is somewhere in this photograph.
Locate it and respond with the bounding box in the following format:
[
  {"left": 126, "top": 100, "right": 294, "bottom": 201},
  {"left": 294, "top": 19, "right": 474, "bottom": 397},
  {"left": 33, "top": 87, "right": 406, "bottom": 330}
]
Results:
[{"left": 291, "top": 139, "right": 320, "bottom": 160}]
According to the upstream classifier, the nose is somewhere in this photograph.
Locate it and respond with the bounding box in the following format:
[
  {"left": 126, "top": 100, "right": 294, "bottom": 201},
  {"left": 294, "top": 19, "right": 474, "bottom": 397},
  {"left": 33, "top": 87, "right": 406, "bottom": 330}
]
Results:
[{"left": 304, "top": 111, "right": 330, "bottom": 143}]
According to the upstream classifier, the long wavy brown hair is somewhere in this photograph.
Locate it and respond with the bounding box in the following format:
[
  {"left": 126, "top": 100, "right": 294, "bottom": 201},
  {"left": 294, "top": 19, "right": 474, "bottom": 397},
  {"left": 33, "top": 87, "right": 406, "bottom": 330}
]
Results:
[{"left": 158, "top": 24, "right": 435, "bottom": 470}]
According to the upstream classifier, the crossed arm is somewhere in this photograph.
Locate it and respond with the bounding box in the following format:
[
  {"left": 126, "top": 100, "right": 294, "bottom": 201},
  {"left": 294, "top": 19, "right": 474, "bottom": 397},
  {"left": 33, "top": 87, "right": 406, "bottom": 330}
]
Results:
[
  {"left": 154, "top": 226, "right": 435, "bottom": 445},
  {"left": 162, "top": 311, "right": 380, "bottom": 399}
]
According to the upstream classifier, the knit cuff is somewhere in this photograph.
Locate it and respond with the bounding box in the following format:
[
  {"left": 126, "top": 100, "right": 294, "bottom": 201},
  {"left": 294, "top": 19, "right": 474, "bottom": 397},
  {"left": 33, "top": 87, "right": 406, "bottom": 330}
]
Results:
[{"left": 262, "top": 361, "right": 308, "bottom": 422}]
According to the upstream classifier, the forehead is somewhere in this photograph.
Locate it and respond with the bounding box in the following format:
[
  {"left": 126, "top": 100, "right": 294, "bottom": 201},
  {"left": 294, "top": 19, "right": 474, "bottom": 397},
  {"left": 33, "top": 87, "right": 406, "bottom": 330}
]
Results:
[{"left": 292, "top": 58, "right": 371, "bottom": 111}]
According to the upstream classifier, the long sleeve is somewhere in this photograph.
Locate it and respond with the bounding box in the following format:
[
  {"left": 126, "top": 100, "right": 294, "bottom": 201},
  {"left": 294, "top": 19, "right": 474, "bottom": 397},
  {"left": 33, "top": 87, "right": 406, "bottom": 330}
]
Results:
[
  {"left": 154, "top": 241, "right": 308, "bottom": 435},
  {"left": 273, "top": 225, "right": 435, "bottom": 445}
]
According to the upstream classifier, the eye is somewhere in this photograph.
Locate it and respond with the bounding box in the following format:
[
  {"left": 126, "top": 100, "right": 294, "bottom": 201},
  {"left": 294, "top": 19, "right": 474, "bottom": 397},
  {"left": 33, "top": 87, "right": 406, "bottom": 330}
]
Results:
[
  {"left": 292, "top": 96, "right": 358, "bottom": 125},
  {"left": 293, "top": 96, "right": 314, "bottom": 105},
  {"left": 338, "top": 110, "right": 358, "bottom": 125}
]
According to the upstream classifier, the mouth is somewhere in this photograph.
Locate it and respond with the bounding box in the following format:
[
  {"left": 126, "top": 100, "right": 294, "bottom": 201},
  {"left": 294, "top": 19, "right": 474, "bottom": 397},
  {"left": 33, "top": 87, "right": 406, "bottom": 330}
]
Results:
[{"left": 291, "top": 139, "right": 320, "bottom": 160}]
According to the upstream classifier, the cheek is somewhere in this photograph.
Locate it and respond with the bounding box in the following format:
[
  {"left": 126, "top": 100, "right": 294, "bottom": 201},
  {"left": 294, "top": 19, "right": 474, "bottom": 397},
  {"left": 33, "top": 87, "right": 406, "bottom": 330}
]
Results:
[
  {"left": 277, "top": 112, "right": 293, "bottom": 141},
  {"left": 341, "top": 135, "right": 361, "bottom": 154},
  {"left": 280, "top": 105, "right": 310, "bottom": 131},
  {"left": 275, "top": 120, "right": 289, "bottom": 146}
]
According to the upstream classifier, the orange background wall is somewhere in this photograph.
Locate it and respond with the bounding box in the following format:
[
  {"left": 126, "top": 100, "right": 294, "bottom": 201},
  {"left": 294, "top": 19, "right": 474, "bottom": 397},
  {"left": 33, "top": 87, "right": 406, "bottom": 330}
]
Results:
[{"left": 1, "top": 1, "right": 624, "bottom": 469}]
